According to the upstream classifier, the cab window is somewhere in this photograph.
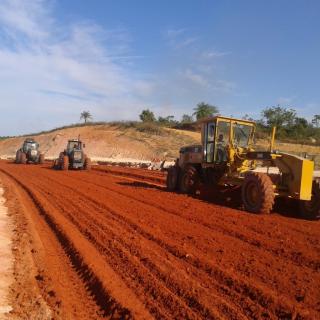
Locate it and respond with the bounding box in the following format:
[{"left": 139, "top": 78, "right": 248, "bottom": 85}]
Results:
[
  {"left": 233, "top": 123, "right": 253, "bottom": 148},
  {"left": 215, "top": 121, "right": 230, "bottom": 163},
  {"left": 205, "top": 122, "right": 215, "bottom": 162}
]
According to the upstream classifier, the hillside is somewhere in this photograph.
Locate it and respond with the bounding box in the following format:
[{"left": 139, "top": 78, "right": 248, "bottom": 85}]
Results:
[
  {"left": 0, "top": 123, "right": 319, "bottom": 167},
  {"left": 0, "top": 124, "right": 199, "bottom": 162}
]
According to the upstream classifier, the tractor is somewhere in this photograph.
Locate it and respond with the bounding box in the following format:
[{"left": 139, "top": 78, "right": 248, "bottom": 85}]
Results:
[
  {"left": 167, "top": 116, "right": 320, "bottom": 220},
  {"left": 53, "top": 139, "right": 91, "bottom": 170},
  {"left": 15, "top": 138, "right": 44, "bottom": 164}
]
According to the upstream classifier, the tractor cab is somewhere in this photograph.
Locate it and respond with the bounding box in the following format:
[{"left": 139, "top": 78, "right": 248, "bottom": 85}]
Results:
[
  {"left": 54, "top": 138, "right": 90, "bottom": 170},
  {"left": 201, "top": 116, "right": 255, "bottom": 166},
  {"left": 23, "top": 139, "right": 39, "bottom": 153},
  {"left": 66, "top": 140, "right": 84, "bottom": 153}
]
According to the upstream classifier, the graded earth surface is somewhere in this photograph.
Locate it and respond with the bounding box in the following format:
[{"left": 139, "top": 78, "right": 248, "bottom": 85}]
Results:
[{"left": 0, "top": 160, "right": 319, "bottom": 319}]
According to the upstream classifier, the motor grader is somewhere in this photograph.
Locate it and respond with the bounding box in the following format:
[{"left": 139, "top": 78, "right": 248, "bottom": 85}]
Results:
[
  {"left": 53, "top": 139, "right": 91, "bottom": 170},
  {"left": 15, "top": 138, "right": 44, "bottom": 164},
  {"left": 167, "top": 116, "right": 320, "bottom": 220}
]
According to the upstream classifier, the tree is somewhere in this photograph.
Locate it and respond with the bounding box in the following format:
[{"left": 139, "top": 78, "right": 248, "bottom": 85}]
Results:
[
  {"left": 80, "top": 111, "right": 92, "bottom": 123},
  {"left": 158, "top": 115, "right": 176, "bottom": 126},
  {"left": 242, "top": 114, "right": 255, "bottom": 121},
  {"left": 139, "top": 109, "right": 156, "bottom": 122},
  {"left": 261, "top": 106, "right": 296, "bottom": 128},
  {"left": 312, "top": 115, "right": 320, "bottom": 128},
  {"left": 181, "top": 114, "right": 194, "bottom": 123},
  {"left": 192, "top": 102, "right": 219, "bottom": 121}
]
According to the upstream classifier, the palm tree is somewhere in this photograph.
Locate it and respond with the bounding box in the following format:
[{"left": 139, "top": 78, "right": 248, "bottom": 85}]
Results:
[
  {"left": 80, "top": 111, "right": 92, "bottom": 123},
  {"left": 192, "top": 102, "right": 219, "bottom": 121}
]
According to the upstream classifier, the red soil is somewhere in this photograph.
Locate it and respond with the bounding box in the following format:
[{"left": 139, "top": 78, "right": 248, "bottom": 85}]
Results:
[{"left": 0, "top": 160, "right": 319, "bottom": 319}]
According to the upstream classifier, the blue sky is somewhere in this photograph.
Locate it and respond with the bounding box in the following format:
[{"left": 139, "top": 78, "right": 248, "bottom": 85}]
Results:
[{"left": 0, "top": 0, "right": 319, "bottom": 135}]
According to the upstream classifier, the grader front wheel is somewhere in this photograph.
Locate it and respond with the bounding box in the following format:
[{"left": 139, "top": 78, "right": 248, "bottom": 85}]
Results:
[
  {"left": 300, "top": 180, "right": 320, "bottom": 220},
  {"left": 242, "top": 172, "right": 275, "bottom": 214},
  {"left": 179, "top": 165, "right": 199, "bottom": 195}
]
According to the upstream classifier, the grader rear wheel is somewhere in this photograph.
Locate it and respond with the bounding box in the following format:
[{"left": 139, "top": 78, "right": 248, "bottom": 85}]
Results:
[
  {"left": 299, "top": 180, "right": 320, "bottom": 220},
  {"left": 242, "top": 172, "right": 275, "bottom": 214},
  {"left": 166, "top": 166, "right": 179, "bottom": 191},
  {"left": 179, "top": 165, "right": 199, "bottom": 195}
]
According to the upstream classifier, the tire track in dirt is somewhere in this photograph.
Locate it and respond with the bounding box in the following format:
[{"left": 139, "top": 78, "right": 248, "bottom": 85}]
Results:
[
  {"left": 21, "top": 167, "right": 318, "bottom": 319},
  {"left": 67, "top": 169, "right": 320, "bottom": 274},
  {"left": 0, "top": 162, "right": 319, "bottom": 319},
  {"left": 0, "top": 166, "right": 151, "bottom": 319},
  {"left": 20, "top": 169, "right": 244, "bottom": 319}
]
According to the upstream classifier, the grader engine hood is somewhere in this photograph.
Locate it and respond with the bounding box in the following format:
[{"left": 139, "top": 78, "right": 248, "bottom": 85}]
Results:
[
  {"left": 179, "top": 145, "right": 202, "bottom": 166},
  {"left": 274, "top": 153, "right": 314, "bottom": 201}
]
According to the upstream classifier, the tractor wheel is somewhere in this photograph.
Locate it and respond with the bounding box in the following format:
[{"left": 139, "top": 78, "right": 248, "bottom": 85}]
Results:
[
  {"left": 20, "top": 152, "right": 27, "bottom": 164},
  {"left": 166, "top": 166, "right": 179, "bottom": 191},
  {"left": 62, "top": 156, "right": 69, "bottom": 171},
  {"left": 39, "top": 154, "right": 45, "bottom": 164},
  {"left": 52, "top": 159, "right": 58, "bottom": 169},
  {"left": 242, "top": 172, "right": 275, "bottom": 214},
  {"left": 15, "top": 151, "right": 21, "bottom": 164},
  {"left": 84, "top": 157, "right": 91, "bottom": 170},
  {"left": 179, "top": 165, "right": 199, "bottom": 195},
  {"left": 299, "top": 180, "right": 320, "bottom": 220}
]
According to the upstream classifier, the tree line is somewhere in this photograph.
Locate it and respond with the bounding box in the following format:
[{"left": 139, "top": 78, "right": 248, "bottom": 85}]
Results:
[{"left": 139, "top": 103, "right": 320, "bottom": 143}]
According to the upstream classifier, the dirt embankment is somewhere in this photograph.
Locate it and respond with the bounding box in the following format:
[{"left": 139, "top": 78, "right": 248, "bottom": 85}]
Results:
[
  {"left": 1, "top": 124, "right": 319, "bottom": 168},
  {"left": 0, "top": 125, "right": 199, "bottom": 162},
  {"left": 0, "top": 161, "right": 319, "bottom": 319}
]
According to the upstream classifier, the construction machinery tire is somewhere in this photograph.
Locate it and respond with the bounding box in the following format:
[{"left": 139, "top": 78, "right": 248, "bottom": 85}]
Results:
[
  {"left": 20, "top": 152, "right": 27, "bottom": 164},
  {"left": 15, "top": 150, "right": 21, "bottom": 164},
  {"left": 84, "top": 157, "right": 91, "bottom": 170},
  {"left": 179, "top": 165, "right": 199, "bottom": 195},
  {"left": 242, "top": 172, "right": 275, "bottom": 214},
  {"left": 166, "top": 166, "right": 179, "bottom": 191},
  {"left": 39, "top": 154, "right": 45, "bottom": 164},
  {"left": 62, "top": 155, "right": 69, "bottom": 171},
  {"left": 52, "top": 159, "right": 58, "bottom": 169},
  {"left": 299, "top": 180, "right": 320, "bottom": 220}
]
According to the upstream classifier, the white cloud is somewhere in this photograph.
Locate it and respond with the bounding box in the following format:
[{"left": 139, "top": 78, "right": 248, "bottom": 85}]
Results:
[
  {"left": 0, "top": 0, "right": 52, "bottom": 41},
  {"left": 276, "top": 96, "right": 296, "bottom": 105},
  {"left": 201, "top": 50, "right": 231, "bottom": 59},
  {"left": 0, "top": 0, "right": 153, "bottom": 135},
  {"left": 165, "top": 27, "right": 198, "bottom": 49},
  {"left": 183, "top": 69, "right": 208, "bottom": 87}
]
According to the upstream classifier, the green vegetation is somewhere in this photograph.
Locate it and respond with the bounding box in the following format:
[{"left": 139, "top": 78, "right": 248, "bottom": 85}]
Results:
[
  {"left": 255, "top": 106, "right": 320, "bottom": 144},
  {"left": 139, "top": 109, "right": 156, "bottom": 122},
  {"left": 1, "top": 102, "right": 319, "bottom": 148},
  {"left": 192, "top": 102, "right": 219, "bottom": 120}
]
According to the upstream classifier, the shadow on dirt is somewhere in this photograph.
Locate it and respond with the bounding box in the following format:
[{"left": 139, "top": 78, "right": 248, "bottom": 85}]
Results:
[
  {"left": 117, "top": 181, "right": 165, "bottom": 191},
  {"left": 119, "top": 180, "right": 306, "bottom": 220}
]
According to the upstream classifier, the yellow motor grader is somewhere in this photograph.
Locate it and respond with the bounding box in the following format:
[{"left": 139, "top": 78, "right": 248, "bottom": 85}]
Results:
[{"left": 167, "top": 116, "right": 320, "bottom": 219}]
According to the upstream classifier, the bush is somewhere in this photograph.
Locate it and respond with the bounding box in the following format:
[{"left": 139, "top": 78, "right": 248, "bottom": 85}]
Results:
[{"left": 135, "top": 122, "right": 165, "bottom": 135}]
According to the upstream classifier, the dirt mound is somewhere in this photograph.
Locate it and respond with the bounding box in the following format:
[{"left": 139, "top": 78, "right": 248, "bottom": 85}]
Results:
[
  {"left": 0, "top": 125, "right": 200, "bottom": 162},
  {"left": 0, "top": 161, "right": 319, "bottom": 319}
]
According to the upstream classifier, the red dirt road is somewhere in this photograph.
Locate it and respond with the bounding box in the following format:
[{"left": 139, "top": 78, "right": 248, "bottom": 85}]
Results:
[{"left": 0, "top": 161, "right": 319, "bottom": 319}]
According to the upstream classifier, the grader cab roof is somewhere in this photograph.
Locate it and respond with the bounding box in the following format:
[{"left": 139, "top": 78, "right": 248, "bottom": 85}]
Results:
[{"left": 199, "top": 116, "right": 256, "bottom": 127}]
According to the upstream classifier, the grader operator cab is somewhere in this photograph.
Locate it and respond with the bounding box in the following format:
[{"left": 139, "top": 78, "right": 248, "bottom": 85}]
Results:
[
  {"left": 53, "top": 139, "right": 91, "bottom": 171},
  {"left": 167, "top": 116, "right": 320, "bottom": 220},
  {"left": 15, "top": 138, "right": 44, "bottom": 164}
]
